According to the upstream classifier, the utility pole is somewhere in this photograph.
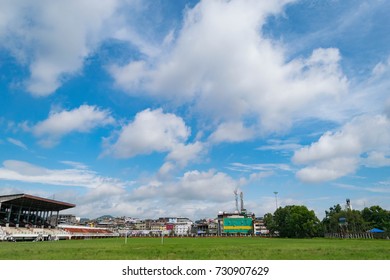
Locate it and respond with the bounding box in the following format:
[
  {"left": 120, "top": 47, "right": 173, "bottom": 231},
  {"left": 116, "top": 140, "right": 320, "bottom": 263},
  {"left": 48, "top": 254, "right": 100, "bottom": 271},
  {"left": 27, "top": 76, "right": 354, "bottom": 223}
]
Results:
[{"left": 273, "top": 192, "right": 278, "bottom": 210}]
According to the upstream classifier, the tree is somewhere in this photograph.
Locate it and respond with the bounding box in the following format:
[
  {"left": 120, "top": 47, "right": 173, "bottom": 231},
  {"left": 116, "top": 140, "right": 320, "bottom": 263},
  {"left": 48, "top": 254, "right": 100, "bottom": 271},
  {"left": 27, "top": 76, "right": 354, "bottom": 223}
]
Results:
[
  {"left": 263, "top": 212, "right": 276, "bottom": 235},
  {"left": 322, "top": 204, "right": 367, "bottom": 233},
  {"left": 271, "top": 205, "right": 321, "bottom": 238},
  {"left": 325, "top": 204, "right": 342, "bottom": 218},
  {"left": 322, "top": 204, "right": 342, "bottom": 233},
  {"left": 362, "top": 206, "right": 390, "bottom": 231}
]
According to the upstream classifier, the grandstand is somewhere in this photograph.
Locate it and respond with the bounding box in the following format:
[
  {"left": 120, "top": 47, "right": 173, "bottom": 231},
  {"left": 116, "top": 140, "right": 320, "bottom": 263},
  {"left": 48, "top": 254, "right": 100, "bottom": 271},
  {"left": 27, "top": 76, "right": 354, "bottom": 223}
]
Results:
[
  {"left": 0, "top": 193, "right": 75, "bottom": 227},
  {"left": 58, "top": 225, "right": 118, "bottom": 239},
  {"left": 0, "top": 226, "right": 71, "bottom": 241},
  {"left": 0, "top": 193, "right": 117, "bottom": 241}
]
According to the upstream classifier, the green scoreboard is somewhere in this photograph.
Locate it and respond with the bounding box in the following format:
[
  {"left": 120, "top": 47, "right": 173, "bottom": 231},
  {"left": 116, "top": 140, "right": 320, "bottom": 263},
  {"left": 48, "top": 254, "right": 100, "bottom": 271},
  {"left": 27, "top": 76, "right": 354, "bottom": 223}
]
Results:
[{"left": 223, "top": 217, "right": 253, "bottom": 234}]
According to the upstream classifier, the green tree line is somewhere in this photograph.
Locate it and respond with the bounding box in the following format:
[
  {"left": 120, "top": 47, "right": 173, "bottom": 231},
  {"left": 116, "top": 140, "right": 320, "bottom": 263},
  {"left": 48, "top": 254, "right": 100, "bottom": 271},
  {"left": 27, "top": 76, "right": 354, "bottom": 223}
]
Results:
[{"left": 263, "top": 204, "right": 390, "bottom": 238}]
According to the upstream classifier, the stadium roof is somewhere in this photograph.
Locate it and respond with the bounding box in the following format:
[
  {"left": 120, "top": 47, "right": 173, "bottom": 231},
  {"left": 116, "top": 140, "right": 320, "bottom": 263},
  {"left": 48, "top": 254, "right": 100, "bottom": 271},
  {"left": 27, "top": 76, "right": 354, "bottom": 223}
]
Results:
[{"left": 0, "top": 193, "right": 75, "bottom": 212}]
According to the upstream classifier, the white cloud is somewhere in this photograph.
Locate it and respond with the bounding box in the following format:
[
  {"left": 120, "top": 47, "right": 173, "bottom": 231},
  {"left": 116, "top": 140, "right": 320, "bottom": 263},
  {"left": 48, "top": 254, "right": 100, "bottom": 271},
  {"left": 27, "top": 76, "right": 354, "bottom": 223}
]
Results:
[
  {"left": 0, "top": 160, "right": 132, "bottom": 189},
  {"left": 110, "top": 0, "right": 348, "bottom": 136},
  {"left": 0, "top": 162, "right": 129, "bottom": 218},
  {"left": 7, "top": 137, "right": 28, "bottom": 150},
  {"left": 32, "top": 105, "right": 114, "bottom": 147},
  {"left": 105, "top": 108, "right": 204, "bottom": 168},
  {"left": 295, "top": 157, "right": 360, "bottom": 183},
  {"left": 157, "top": 162, "right": 176, "bottom": 177},
  {"left": 209, "top": 122, "right": 256, "bottom": 143},
  {"left": 334, "top": 182, "right": 390, "bottom": 194},
  {"left": 228, "top": 162, "right": 291, "bottom": 183},
  {"left": 0, "top": 0, "right": 120, "bottom": 96},
  {"left": 111, "top": 28, "right": 160, "bottom": 58},
  {"left": 106, "top": 108, "right": 189, "bottom": 157},
  {"left": 294, "top": 114, "right": 390, "bottom": 183},
  {"left": 363, "top": 151, "right": 390, "bottom": 168},
  {"left": 170, "top": 169, "right": 238, "bottom": 202},
  {"left": 347, "top": 56, "right": 390, "bottom": 117},
  {"left": 60, "top": 161, "right": 89, "bottom": 170},
  {"left": 372, "top": 56, "right": 390, "bottom": 77},
  {"left": 228, "top": 162, "right": 292, "bottom": 173},
  {"left": 108, "top": 61, "right": 148, "bottom": 91},
  {"left": 257, "top": 139, "right": 302, "bottom": 152},
  {"left": 166, "top": 141, "right": 205, "bottom": 167},
  {"left": 64, "top": 169, "right": 243, "bottom": 218},
  {"left": 132, "top": 169, "right": 239, "bottom": 203}
]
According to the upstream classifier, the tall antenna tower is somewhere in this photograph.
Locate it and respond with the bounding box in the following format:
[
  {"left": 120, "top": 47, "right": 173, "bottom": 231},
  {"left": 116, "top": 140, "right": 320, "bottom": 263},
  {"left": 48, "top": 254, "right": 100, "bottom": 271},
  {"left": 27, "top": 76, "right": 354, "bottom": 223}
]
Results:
[
  {"left": 273, "top": 191, "right": 278, "bottom": 210},
  {"left": 345, "top": 198, "right": 352, "bottom": 211},
  {"left": 240, "top": 192, "right": 244, "bottom": 212},
  {"left": 234, "top": 189, "right": 239, "bottom": 212}
]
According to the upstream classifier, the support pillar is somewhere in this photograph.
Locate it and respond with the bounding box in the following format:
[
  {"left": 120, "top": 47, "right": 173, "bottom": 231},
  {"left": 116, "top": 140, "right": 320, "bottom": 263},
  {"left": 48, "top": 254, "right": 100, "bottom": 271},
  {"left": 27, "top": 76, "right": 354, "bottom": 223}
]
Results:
[
  {"left": 44, "top": 211, "right": 48, "bottom": 226},
  {"left": 50, "top": 211, "right": 53, "bottom": 226},
  {"left": 7, "top": 204, "right": 12, "bottom": 226},
  {"left": 56, "top": 211, "right": 59, "bottom": 227},
  {"left": 17, "top": 206, "right": 22, "bottom": 226},
  {"left": 27, "top": 208, "right": 31, "bottom": 225},
  {"left": 35, "top": 210, "right": 38, "bottom": 225}
]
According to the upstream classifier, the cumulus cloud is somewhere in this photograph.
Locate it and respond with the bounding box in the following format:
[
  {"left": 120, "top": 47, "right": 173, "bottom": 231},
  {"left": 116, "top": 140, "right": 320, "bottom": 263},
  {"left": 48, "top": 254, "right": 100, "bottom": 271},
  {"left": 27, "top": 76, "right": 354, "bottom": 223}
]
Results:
[
  {"left": 105, "top": 108, "right": 204, "bottom": 169},
  {"left": 0, "top": 160, "right": 131, "bottom": 189},
  {"left": 132, "top": 169, "right": 239, "bottom": 203},
  {"left": 0, "top": 160, "right": 134, "bottom": 218},
  {"left": 103, "top": 167, "right": 284, "bottom": 219},
  {"left": 0, "top": 0, "right": 120, "bottom": 96},
  {"left": 293, "top": 114, "right": 390, "bottom": 183},
  {"left": 105, "top": 108, "right": 189, "bottom": 157},
  {"left": 110, "top": 0, "right": 348, "bottom": 138},
  {"left": 209, "top": 122, "right": 256, "bottom": 143},
  {"left": 65, "top": 169, "right": 243, "bottom": 218},
  {"left": 166, "top": 141, "right": 205, "bottom": 167},
  {"left": 363, "top": 151, "right": 390, "bottom": 168},
  {"left": 32, "top": 105, "right": 114, "bottom": 147}
]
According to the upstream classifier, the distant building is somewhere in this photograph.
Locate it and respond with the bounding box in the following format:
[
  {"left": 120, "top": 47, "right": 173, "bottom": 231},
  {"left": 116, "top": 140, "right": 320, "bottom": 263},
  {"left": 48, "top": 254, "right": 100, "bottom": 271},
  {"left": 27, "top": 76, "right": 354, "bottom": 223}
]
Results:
[
  {"left": 52, "top": 214, "right": 80, "bottom": 225},
  {"left": 150, "top": 222, "right": 165, "bottom": 231},
  {"left": 191, "top": 218, "right": 217, "bottom": 235},
  {"left": 134, "top": 220, "right": 146, "bottom": 230},
  {"left": 165, "top": 223, "right": 174, "bottom": 231},
  {"left": 174, "top": 221, "right": 192, "bottom": 235},
  {"left": 192, "top": 219, "right": 209, "bottom": 235},
  {"left": 253, "top": 217, "right": 269, "bottom": 236}
]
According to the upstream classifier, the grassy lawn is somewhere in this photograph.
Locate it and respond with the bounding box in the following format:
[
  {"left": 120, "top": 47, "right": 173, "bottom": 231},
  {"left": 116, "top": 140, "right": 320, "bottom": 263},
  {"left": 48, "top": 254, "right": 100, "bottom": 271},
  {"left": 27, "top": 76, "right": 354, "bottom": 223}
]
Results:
[{"left": 0, "top": 237, "right": 389, "bottom": 260}]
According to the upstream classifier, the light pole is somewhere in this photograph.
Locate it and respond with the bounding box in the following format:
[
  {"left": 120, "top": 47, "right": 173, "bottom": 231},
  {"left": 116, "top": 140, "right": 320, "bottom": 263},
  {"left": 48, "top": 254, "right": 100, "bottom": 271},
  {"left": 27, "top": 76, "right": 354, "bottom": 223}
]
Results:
[{"left": 273, "top": 191, "right": 278, "bottom": 210}]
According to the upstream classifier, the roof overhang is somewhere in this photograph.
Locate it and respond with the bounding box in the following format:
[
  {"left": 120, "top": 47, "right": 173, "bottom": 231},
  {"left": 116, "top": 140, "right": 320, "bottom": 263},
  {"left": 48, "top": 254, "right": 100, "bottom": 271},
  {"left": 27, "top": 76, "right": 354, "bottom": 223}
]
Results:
[{"left": 0, "top": 193, "right": 75, "bottom": 212}]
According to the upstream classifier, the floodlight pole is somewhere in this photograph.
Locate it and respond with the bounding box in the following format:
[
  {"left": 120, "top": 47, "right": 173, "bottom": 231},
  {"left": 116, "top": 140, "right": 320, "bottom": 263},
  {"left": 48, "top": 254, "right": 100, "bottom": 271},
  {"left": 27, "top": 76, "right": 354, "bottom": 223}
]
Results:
[{"left": 273, "top": 191, "right": 278, "bottom": 210}]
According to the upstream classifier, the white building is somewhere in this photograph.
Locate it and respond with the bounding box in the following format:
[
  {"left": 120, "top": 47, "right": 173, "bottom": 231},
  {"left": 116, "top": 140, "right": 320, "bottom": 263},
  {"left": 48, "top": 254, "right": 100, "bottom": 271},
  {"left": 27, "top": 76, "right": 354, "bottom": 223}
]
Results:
[
  {"left": 253, "top": 218, "right": 269, "bottom": 235},
  {"left": 170, "top": 218, "right": 193, "bottom": 236}
]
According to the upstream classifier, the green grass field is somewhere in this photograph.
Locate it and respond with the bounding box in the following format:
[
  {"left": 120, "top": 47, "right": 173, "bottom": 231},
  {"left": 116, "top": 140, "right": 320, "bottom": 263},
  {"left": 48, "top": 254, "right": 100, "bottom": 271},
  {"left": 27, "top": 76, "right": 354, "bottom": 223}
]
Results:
[{"left": 0, "top": 237, "right": 389, "bottom": 260}]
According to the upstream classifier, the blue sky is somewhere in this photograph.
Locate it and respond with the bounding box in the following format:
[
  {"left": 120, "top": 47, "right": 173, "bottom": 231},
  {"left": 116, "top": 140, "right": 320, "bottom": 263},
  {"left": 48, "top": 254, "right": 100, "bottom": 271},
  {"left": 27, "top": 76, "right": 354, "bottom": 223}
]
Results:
[{"left": 0, "top": 0, "right": 389, "bottom": 220}]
